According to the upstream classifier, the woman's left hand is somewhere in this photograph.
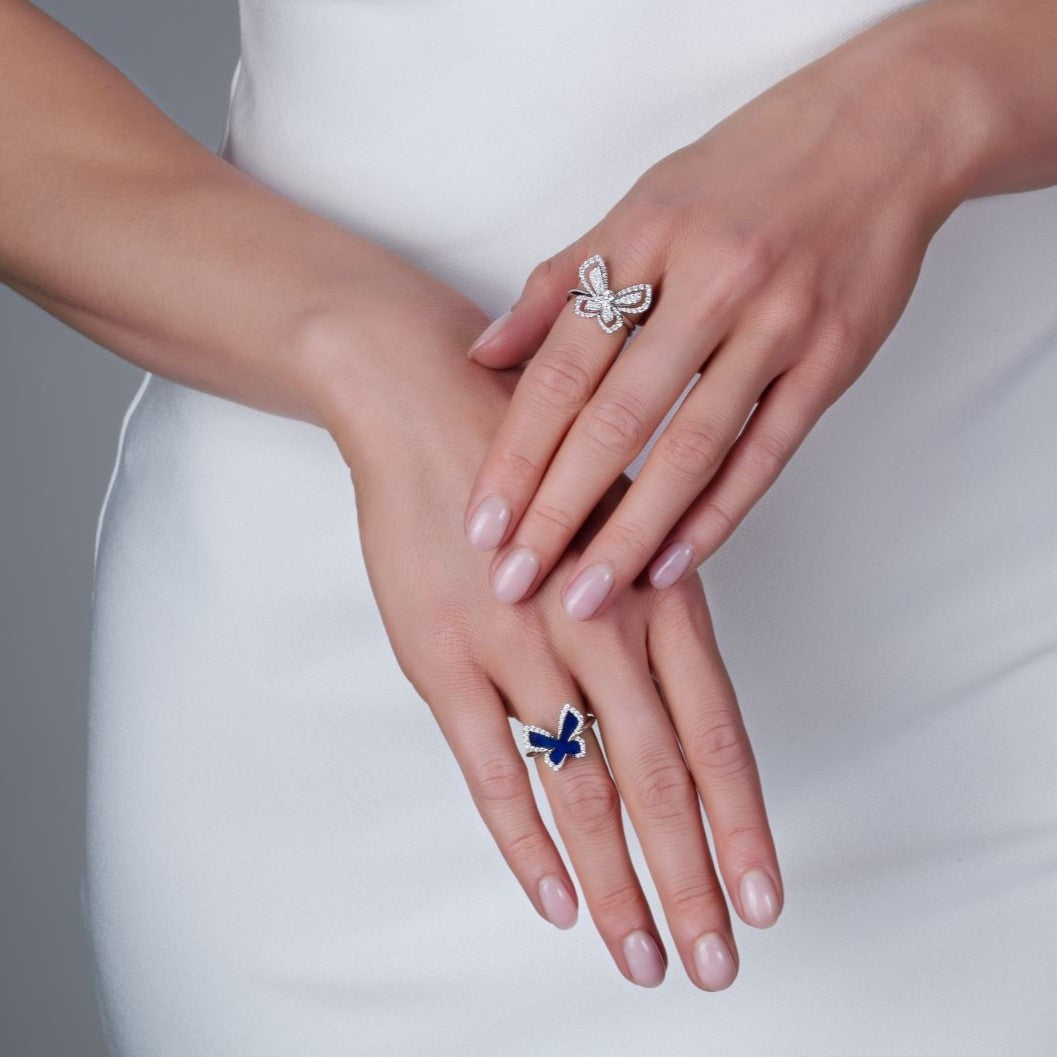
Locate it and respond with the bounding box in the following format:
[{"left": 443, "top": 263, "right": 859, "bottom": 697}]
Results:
[{"left": 462, "top": 4, "right": 987, "bottom": 618}]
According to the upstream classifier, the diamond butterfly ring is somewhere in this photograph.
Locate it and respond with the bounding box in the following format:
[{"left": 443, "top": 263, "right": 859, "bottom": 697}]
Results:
[
  {"left": 522, "top": 703, "right": 597, "bottom": 772},
  {"left": 566, "top": 253, "right": 653, "bottom": 335}
]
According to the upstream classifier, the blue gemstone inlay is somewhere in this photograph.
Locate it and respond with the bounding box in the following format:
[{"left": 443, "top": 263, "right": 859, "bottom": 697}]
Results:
[{"left": 526, "top": 706, "right": 587, "bottom": 769}]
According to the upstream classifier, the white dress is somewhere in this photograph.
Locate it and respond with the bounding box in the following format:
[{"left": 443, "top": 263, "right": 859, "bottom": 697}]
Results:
[{"left": 84, "top": 1, "right": 1057, "bottom": 1054}]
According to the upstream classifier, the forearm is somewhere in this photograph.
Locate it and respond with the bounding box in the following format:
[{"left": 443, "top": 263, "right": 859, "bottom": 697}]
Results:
[
  {"left": 827, "top": 0, "right": 1057, "bottom": 209},
  {"left": 929, "top": 0, "right": 1057, "bottom": 199},
  {"left": 0, "top": 1, "right": 486, "bottom": 445}
]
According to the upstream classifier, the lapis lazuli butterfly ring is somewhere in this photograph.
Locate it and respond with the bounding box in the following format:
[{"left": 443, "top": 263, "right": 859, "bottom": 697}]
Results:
[
  {"left": 566, "top": 253, "right": 653, "bottom": 335},
  {"left": 522, "top": 703, "right": 597, "bottom": 772}
]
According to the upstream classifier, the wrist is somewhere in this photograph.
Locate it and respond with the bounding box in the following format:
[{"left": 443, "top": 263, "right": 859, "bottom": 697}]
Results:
[
  {"left": 295, "top": 292, "right": 515, "bottom": 482},
  {"left": 907, "top": 0, "right": 1057, "bottom": 201},
  {"left": 808, "top": 0, "right": 1002, "bottom": 232}
]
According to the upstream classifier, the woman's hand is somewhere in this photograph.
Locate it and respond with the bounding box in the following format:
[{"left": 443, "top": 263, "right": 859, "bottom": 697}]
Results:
[
  {"left": 461, "top": 3, "right": 990, "bottom": 618},
  {"left": 315, "top": 301, "right": 783, "bottom": 990}
]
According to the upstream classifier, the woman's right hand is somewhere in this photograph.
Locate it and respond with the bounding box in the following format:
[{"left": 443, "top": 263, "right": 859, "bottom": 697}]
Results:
[{"left": 308, "top": 292, "right": 784, "bottom": 991}]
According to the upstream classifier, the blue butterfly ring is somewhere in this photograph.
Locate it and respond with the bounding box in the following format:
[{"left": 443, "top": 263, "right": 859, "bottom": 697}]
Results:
[
  {"left": 566, "top": 253, "right": 654, "bottom": 335},
  {"left": 522, "top": 703, "right": 597, "bottom": 772}
]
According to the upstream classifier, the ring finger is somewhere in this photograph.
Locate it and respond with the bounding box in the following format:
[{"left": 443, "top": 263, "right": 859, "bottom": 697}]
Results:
[{"left": 496, "top": 657, "right": 669, "bottom": 988}]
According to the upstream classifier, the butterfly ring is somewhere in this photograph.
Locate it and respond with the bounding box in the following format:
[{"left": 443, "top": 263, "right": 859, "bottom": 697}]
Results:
[
  {"left": 566, "top": 253, "right": 653, "bottom": 335},
  {"left": 522, "top": 703, "right": 597, "bottom": 772}
]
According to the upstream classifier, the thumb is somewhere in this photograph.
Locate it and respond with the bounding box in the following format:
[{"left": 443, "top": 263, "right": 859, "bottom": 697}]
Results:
[{"left": 466, "top": 238, "right": 593, "bottom": 368}]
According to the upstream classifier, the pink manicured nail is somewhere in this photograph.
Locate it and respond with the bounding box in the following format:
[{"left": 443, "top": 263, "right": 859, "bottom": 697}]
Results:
[
  {"left": 649, "top": 541, "right": 694, "bottom": 589},
  {"left": 467, "top": 309, "right": 512, "bottom": 358},
  {"left": 538, "top": 875, "right": 577, "bottom": 929},
  {"left": 693, "top": 932, "right": 737, "bottom": 990},
  {"left": 622, "top": 930, "right": 666, "bottom": 988},
  {"left": 492, "top": 547, "right": 539, "bottom": 604},
  {"left": 739, "top": 867, "right": 780, "bottom": 928},
  {"left": 562, "top": 562, "right": 615, "bottom": 620},
  {"left": 467, "top": 494, "right": 511, "bottom": 550}
]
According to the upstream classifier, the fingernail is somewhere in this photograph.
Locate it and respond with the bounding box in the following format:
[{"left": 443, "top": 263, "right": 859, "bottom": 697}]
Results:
[
  {"left": 693, "top": 932, "right": 737, "bottom": 991},
  {"left": 649, "top": 541, "right": 694, "bottom": 589},
  {"left": 739, "top": 867, "right": 780, "bottom": 928},
  {"left": 492, "top": 547, "right": 540, "bottom": 604},
  {"left": 562, "top": 562, "right": 615, "bottom": 620},
  {"left": 467, "top": 494, "right": 511, "bottom": 550},
  {"left": 467, "top": 309, "right": 512, "bottom": 358},
  {"left": 538, "top": 875, "right": 577, "bottom": 929},
  {"left": 622, "top": 930, "right": 666, "bottom": 988}
]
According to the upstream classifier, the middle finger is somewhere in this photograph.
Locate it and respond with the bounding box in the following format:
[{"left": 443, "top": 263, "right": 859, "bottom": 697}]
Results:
[
  {"left": 497, "top": 655, "right": 669, "bottom": 988},
  {"left": 573, "top": 634, "right": 741, "bottom": 992}
]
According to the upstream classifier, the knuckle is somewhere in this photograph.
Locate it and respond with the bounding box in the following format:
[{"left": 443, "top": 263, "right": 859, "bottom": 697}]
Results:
[
  {"left": 742, "top": 423, "right": 795, "bottom": 478},
  {"left": 820, "top": 299, "right": 857, "bottom": 353},
  {"left": 559, "top": 772, "right": 621, "bottom": 830},
  {"left": 693, "top": 495, "right": 739, "bottom": 547},
  {"left": 781, "top": 284, "right": 822, "bottom": 339},
  {"left": 726, "top": 228, "right": 778, "bottom": 288},
  {"left": 666, "top": 874, "right": 724, "bottom": 916},
  {"left": 493, "top": 446, "right": 543, "bottom": 488},
  {"left": 523, "top": 499, "right": 578, "bottom": 539},
  {"left": 581, "top": 389, "right": 651, "bottom": 458},
  {"left": 688, "top": 716, "right": 754, "bottom": 782},
  {"left": 529, "top": 354, "right": 595, "bottom": 412},
  {"left": 761, "top": 268, "right": 821, "bottom": 336},
  {"left": 606, "top": 518, "right": 653, "bottom": 565},
  {"left": 624, "top": 200, "right": 679, "bottom": 257},
  {"left": 634, "top": 757, "right": 697, "bottom": 821},
  {"left": 795, "top": 355, "right": 842, "bottom": 406},
  {"left": 590, "top": 879, "right": 644, "bottom": 923},
  {"left": 810, "top": 307, "right": 860, "bottom": 386},
  {"left": 472, "top": 757, "right": 527, "bottom": 807},
  {"left": 657, "top": 420, "right": 727, "bottom": 482},
  {"left": 717, "top": 819, "right": 768, "bottom": 851},
  {"left": 698, "top": 227, "right": 779, "bottom": 299},
  {"left": 502, "top": 826, "right": 552, "bottom": 865},
  {"left": 526, "top": 255, "right": 561, "bottom": 290}
]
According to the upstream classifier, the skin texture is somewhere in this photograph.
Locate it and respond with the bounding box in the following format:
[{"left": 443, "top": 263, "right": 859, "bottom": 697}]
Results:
[
  {"left": 463, "top": 0, "right": 1057, "bottom": 620},
  {"left": 0, "top": 0, "right": 782, "bottom": 990}
]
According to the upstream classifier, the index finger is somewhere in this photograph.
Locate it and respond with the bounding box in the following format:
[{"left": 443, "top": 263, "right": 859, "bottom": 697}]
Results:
[
  {"left": 427, "top": 675, "right": 580, "bottom": 931},
  {"left": 463, "top": 251, "right": 651, "bottom": 562}
]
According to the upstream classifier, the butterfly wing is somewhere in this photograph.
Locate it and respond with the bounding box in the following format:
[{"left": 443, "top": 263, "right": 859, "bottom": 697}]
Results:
[
  {"left": 526, "top": 706, "right": 590, "bottom": 770},
  {"left": 525, "top": 727, "right": 561, "bottom": 754},
  {"left": 611, "top": 283, "right": 652, "bottom": 316},
  {"left": 578, "top": 254, "right": 610, "bottom": 299},
  {"left": 558, "top": 705, "right": 584, "bottom": 742},
  {"left": 555, "top": 705, "right": 588, "bottom": 765}
]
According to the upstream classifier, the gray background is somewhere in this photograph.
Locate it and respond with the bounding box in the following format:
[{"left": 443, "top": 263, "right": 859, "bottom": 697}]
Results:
[{"left": 0, "top": 3, "right": 238, "bottom": 1052}]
